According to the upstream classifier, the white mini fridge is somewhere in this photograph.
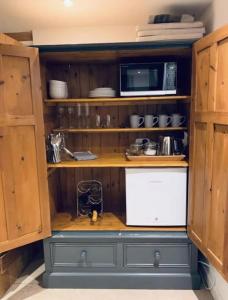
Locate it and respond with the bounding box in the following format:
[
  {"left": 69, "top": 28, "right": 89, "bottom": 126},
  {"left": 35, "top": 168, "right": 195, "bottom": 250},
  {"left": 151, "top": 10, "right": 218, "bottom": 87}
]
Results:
[{"left": 125, "top": 168, "right": 187, "bottom": 226}]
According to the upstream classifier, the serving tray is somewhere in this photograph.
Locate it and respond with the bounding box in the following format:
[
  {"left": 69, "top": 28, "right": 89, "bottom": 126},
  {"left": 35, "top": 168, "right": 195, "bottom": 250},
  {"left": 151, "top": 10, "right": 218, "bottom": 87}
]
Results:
[{"left": 125, "top": 154, "right": 186, "bottom": 161}]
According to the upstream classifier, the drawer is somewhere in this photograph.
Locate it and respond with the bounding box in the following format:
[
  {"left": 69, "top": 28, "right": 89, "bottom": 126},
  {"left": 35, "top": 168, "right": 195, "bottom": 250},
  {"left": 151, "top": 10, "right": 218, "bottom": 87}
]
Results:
[
  {"left": 51, "top": 243, "right": 117, "bottom": 268},
  {"left": 124, "top": 243, "right": 189, "bottom": 268}
]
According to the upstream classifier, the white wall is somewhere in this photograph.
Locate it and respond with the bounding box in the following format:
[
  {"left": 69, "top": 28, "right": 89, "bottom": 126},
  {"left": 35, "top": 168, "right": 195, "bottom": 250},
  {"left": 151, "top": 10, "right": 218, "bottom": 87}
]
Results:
[
  {"left": 33, "top": 25, "right": 136, "bottom": 45},
  {"left": 200, "top": 0, "right": 228, "bottom": 32},
  {"left": 203, "top": 264, "right": 228, "bottom": 300}
]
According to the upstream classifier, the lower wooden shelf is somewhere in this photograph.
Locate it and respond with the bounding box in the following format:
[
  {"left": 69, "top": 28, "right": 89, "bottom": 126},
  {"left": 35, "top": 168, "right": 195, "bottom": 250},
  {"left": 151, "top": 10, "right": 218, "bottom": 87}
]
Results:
[
  {"left": 47, "top": 153, "right": 188, "bottom": 168},
  {"left": 52, "top": 212, "right": 186, "bottom": 232}
]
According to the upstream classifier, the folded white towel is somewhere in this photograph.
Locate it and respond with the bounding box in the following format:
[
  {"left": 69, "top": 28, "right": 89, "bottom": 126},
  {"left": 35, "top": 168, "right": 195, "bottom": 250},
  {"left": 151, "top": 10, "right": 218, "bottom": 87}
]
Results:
[
  {"left": 136, "top": 33, "right": 203, "bottom": 42},
  {"left": 136, "top": 22, "right": 204, "bottom": 31},
  {"left": 137, "top": 27, "right": 205, "bottom": 37}
]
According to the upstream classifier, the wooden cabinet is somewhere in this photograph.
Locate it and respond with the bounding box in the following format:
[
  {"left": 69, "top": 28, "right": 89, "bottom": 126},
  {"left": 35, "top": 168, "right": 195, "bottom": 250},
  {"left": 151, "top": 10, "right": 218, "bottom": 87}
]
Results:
[
  {"left": 0, "top": 27, "right": 227, "bottom": 284},
  {"left": 0, "top": 44, "right": 51, "bottom": 252},
  {"left": 189, "top": 25, "right": 228, "bottom": 281}
]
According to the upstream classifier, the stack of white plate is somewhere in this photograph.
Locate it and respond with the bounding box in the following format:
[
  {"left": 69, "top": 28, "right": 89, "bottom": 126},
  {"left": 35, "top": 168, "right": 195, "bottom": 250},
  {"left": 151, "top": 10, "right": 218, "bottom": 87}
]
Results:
[
  {"left": 89, "top": 87, "right": 115, "bottom": 98},
  {"left": 49, "top": 80, "right": 68, "bottom": 99}
]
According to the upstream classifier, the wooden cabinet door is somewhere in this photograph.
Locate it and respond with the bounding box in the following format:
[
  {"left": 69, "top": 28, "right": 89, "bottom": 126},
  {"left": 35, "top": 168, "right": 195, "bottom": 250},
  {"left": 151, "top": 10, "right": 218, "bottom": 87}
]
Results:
[
  {"left": 0, "top": 44, "right": 51, "bottom": 252},
  {"left": 205, "top": 124, "right": 228, "bottom": 274},
  {"left": 0, "top": 128, "right": 8, "bottom": 244},
  {"left": 194, "top": 47, "right": 210, "bottom": 113},
  {"left": 215, "top": 38, "right": 228, "bottom": 113},
  {"left": 188, "top": 25, "right": 228, "bottom": 281},
  {"left": 188, "top": 121, "right": 208, "bottom": 250}
]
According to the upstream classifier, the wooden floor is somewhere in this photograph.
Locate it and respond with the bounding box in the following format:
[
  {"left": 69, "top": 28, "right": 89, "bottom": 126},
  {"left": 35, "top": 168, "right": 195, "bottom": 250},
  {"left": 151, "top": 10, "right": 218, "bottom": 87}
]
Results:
[{"left": 52, "top": 212, "right": 186, "bottom": 232}]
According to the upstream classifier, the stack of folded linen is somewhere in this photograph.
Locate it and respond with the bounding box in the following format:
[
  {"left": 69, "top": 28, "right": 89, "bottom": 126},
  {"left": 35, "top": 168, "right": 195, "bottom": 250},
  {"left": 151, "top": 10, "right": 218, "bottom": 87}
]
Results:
[{"left": 136, "top": 21, "right": 205, "bottom": 42}]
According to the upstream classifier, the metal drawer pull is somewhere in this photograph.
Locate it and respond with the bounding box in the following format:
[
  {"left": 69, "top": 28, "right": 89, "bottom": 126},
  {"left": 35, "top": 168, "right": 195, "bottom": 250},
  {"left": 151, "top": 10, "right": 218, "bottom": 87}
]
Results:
[
  {"left": 80, "top": 250, "right": 87, "bottom": 266},
  {"left": 154, "top": 251, "right": 160, "bottom": 268}
]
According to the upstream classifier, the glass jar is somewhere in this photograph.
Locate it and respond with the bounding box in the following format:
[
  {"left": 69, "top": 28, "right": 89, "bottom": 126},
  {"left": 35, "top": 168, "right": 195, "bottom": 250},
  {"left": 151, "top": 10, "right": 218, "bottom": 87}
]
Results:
[
  {"left": 144, "top": 141, "right": 157, "bottom": 156},
  {"left": 129, "top": 143, "right": 143, "bottom": 156}
]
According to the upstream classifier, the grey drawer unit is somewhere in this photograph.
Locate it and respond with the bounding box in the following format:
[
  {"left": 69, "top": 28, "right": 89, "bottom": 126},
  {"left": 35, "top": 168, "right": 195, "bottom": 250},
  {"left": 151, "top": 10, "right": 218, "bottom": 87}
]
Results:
[
  {"left": 124, "top": 243, "right": 189, "bottom": 268},
  {"left": 43, "top": 231, "right": 201, "bottom": 289},
  {"left": 51, "top": 243, "right": 118, "bottom": 268}
]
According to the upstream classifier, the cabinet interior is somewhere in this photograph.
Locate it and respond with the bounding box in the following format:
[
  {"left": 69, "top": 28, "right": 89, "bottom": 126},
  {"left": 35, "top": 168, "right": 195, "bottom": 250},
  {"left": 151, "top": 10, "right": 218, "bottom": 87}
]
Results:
[{"left": 40, "top": 47, "right": 192, "bottom": 232}]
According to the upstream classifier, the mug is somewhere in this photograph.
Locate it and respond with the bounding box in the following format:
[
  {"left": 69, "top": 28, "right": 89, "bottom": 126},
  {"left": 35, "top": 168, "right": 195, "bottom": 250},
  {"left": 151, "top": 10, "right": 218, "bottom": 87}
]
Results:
[
  {"left": 144, "top": 115, "right": 159, "bottom": 128},
  {"left": 130, "top": 115, "right": 144, "bottom": 128},
  {"left": 171, "top": 114, "right": 186, "bottom": 127},
  {"left": 158, "top": 114, "right": 172, "bottom": 128}
]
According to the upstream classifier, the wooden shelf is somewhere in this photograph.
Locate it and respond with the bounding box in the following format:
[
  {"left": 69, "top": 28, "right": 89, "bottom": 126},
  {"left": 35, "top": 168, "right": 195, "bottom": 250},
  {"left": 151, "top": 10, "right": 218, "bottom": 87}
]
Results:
[
  {"left": 47, "top": 153, "right": 188, "bottom": 168},
  {"left": 44, "top": 95, "right": 191, "bottom": 106},
  {"left": 53, "top": 127, "right": 187, "bottom": 133},
  {"left": 52, "top": 212, "right": 187, "bottom": 232}
]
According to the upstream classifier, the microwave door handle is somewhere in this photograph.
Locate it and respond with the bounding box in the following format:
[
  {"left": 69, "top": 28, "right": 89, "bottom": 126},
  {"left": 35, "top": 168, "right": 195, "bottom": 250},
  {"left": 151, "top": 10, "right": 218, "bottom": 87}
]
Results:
[{"left": 162, "top": 63, "right": 167, "bottom": 90}]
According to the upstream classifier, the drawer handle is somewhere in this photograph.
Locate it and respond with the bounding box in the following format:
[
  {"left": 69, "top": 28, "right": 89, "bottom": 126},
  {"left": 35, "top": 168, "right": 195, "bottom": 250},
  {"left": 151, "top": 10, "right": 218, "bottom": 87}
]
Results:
[
  {"left": 80, "top": 250, "right": 87, "bottom": 266},
  {"left": 154, "top": 251, "right": 160, "bottom": 268}
]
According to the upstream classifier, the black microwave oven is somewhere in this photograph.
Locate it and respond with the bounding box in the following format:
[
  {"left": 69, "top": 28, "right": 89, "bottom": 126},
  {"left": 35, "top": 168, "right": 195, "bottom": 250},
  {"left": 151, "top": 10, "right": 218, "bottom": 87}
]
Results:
[{"left": 120, "top": 62, "right": 177, "bottom": 96}]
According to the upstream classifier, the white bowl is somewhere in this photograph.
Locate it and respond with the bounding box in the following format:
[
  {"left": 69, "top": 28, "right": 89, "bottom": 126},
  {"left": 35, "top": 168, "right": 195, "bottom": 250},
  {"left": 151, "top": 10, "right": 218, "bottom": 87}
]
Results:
[
  {"left": 89, "top": 90, "right": 115, "bottom": 98},
  {"left": 49, "top": 80, "right": 67, "bottom": 86},
  {"left": 49, "top": 86, "right": 68, "bottom": 99},
  {"left": 89, "top": 87, "right": 115, "bottom": 98}
]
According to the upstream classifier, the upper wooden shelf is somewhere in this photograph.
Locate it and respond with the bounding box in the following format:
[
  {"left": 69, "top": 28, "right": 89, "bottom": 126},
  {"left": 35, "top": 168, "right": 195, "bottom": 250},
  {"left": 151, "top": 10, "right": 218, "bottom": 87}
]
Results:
[
  {"left": 53, "top": 127, "right": 187, "bottom": 133},
  {"left": 39, "top": 42, "right": 192, "bottom": 63},
  {"left": 44, "top": 95, "right": 191, "bottom": 106},
  {"left": 47, "top": 153, "right": 188, "bottom": 168}
]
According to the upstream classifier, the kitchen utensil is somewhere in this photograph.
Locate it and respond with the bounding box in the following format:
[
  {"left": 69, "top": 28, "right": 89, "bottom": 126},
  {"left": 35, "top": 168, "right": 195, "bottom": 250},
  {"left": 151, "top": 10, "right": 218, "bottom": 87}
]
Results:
[
  {"left": 130, "top": 114, "right": 144, "bottom": 128},
  {"left": 158, "top": 114, "right": 172, "bottom": 128},
  {"left": 47, "top": 133, "right": 64, "bottom": 163},
  {"left": 144, "top": 115, "right": 159, "bottom": 128},
  {"left": 171, "top": 114, "right": 186, "bottom": 127}
]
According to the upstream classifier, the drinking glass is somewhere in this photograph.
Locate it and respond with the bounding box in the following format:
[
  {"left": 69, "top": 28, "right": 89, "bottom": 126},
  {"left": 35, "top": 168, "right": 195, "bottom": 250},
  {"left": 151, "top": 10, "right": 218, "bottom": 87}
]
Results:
[
  {"left": 68, "top": 106, "right": 75, "bottom": 128},
  {"left": 57, "top": 106, "right": 67, "bottom": 129},
  {"left": 85, "top": 103, "right": 90, "bottom": 128},
  {"left": 76, "top": 103, "right": 82, "bottom": 128}
]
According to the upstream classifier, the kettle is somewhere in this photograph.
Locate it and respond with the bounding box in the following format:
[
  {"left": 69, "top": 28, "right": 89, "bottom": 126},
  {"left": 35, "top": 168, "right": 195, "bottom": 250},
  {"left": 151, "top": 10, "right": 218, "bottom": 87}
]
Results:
[
  {"left": 159, "top": 136, "right": 172, "bottom": 155},
  {"left": 158, "top": 136, "right": 183, "bottom": 156}
]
